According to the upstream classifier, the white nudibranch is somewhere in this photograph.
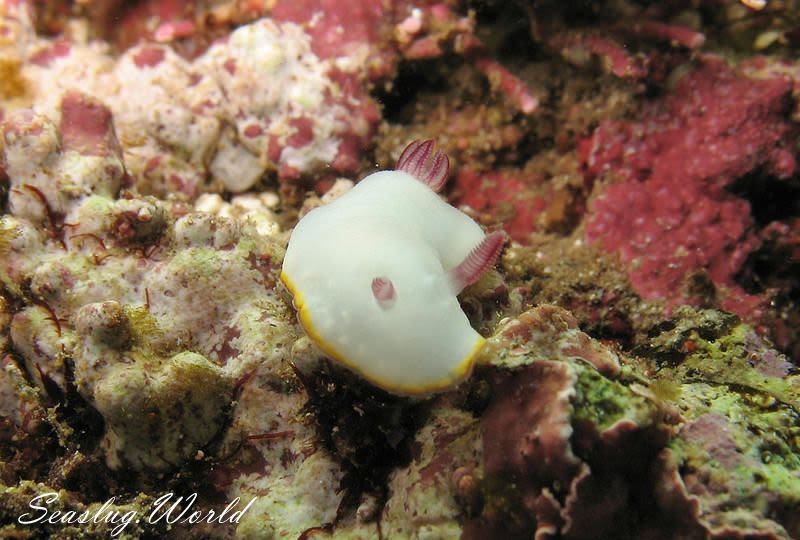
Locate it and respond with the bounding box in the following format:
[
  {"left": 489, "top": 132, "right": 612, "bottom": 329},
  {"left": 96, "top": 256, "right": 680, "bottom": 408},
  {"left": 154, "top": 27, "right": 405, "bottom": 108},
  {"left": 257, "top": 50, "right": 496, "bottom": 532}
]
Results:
[{"left": 281, "top": 140, "right": 506, "bottom": 395}]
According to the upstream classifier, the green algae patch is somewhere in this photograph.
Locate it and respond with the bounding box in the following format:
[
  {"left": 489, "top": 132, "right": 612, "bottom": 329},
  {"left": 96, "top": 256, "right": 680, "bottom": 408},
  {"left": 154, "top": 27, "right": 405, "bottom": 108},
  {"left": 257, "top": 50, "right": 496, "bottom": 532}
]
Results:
[
  {"left": 668, "top": 380, "right": 800, "bottom": 537},
  {"left": 673, "top": 323, "right": 799, "bottom": 409},
  {"left": 571, "top": 364, "right": 654, "bottom": 432},
  {"left": 234, "top": 236, "right": 258, "bottom": 257},
  {"left": 123, "top": 304, "right": 164, "bottom": 346},
  {"left": 171, "top": 246, "right": 223, "bottom": 282},
  {"left": 623, "top": 311, "right": 800, "bottom": 538}
]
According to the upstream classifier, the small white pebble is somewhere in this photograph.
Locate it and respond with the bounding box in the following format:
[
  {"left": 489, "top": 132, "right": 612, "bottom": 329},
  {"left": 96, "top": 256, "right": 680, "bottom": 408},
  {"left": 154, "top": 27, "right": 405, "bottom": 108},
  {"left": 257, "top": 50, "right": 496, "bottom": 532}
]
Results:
[
  {"left": 252, "top": 217, "right": 280, "bottom": 237},
  {"left": 231, "top": 194, "right": 265, "bottom": 211},
  {"left": 260, "top": 192, "right": 280, "bottom": 209},
  {"left": 195, "top": 193, "right": 224, "bottom": 213}
]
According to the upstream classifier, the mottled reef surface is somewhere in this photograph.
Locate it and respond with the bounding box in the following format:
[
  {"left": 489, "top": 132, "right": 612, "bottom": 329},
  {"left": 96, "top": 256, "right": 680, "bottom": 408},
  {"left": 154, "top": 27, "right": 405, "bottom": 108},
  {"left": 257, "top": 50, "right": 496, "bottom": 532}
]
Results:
[{"left": 1, "top": 0, "right": 799, "bottom": 538}]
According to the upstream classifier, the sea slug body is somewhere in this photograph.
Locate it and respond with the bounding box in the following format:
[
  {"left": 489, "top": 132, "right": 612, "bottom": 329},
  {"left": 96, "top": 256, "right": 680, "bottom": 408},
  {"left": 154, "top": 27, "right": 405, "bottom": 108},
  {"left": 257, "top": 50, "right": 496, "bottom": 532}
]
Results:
[{"left": 281, "top": 140, "right": 505, "bottom": 395}]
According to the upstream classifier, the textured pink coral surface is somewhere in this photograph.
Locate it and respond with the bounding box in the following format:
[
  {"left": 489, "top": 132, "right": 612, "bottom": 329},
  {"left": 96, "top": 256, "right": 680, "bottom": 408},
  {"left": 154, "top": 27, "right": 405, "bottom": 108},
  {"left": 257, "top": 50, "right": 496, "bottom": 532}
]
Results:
[
  {"left": 454, "top": 168, "right": 548, "bottom": 242},
  {"left": 582, "top": 57, "right": 797, "bottom": 322},
  {"left": 271, "top": 0, "right": 388, "bottom": 63}
]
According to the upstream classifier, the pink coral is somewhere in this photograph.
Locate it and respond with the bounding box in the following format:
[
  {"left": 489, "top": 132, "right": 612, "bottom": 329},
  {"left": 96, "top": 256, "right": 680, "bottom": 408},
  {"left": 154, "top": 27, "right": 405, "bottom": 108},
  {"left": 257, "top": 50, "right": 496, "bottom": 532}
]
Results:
[
  {"left": 271, "top": 0, "right": 393, "bottom": 76},
  {"left": 528, "top": 1, "right": 706, "bottom": 82},
  {"left": 3, "top": 93, "right": 124, "bottom": 229},
  {"left": 473, "top": 56, "right": 539, "bottom": 114},
  {"left": 548, "top": 32, "right": 649, "bottom": 79},
  {"left": 267, "top": 0, "right": 393, "bottom": 177},
  {"left": 105, "top": 0, "right": 199, "bottom": 50},
  {"left": 582, "top": 56, "right": 797, "bottom": 326},
  {"left": 8, "top": 5, "right": 383, "bottom": 195},
  {"left": 453, "top": 169, "right": 548, "bottom": 243},
  {"left": 59, "top": 90, "right": 123, "bottom": 158},
  {"left": 198, "top": 18, "right": 380, "bottom": 186}
]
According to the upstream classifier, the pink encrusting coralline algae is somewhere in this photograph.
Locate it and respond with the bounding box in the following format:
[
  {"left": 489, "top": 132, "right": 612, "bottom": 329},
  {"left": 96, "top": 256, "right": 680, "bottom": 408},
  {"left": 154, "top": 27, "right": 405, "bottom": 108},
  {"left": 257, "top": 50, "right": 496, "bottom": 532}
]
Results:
[{"left": 581, "top": 56, "right": 797, "bottom": 329}]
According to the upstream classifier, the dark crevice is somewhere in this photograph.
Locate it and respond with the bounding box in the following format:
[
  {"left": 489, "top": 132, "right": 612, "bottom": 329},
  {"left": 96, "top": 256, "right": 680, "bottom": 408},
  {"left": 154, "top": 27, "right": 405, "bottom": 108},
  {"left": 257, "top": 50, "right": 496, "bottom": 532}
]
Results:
[
  {"left": 729, "top": 170, "right": 800, "bottom": 227},
  {"left": 292, "top": 360, "right": 429, "bottom": 523},
  {"left": 374, "top": 60, "right": 450, "bottom": 123}
]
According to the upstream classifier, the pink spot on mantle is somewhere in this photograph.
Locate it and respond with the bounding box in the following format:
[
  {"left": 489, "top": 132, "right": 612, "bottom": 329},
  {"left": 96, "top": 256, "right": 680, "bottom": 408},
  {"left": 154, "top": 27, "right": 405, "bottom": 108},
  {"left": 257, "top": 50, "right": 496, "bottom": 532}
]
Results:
[{"left": 371, "top": 277, "right": 396, "bottom": 308}]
